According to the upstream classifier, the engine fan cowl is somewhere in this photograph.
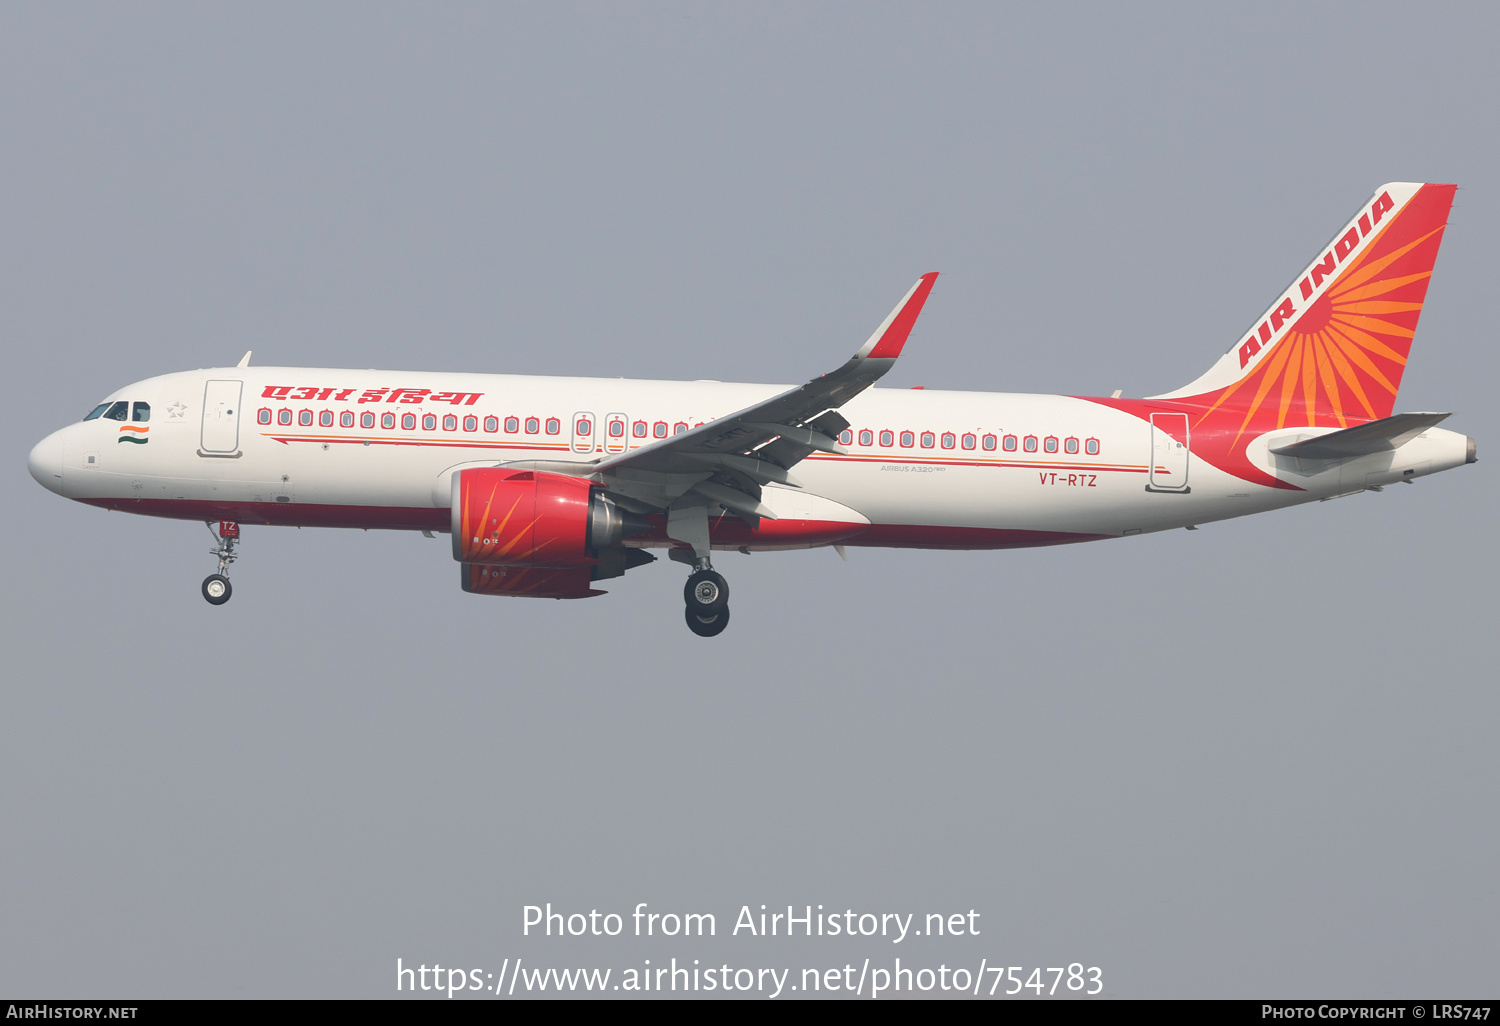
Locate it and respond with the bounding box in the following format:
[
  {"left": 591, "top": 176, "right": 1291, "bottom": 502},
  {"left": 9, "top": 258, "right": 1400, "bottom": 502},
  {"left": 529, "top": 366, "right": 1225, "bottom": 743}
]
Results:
[{"left": 450, "top": 468, "right": 644, "bottom": 567}]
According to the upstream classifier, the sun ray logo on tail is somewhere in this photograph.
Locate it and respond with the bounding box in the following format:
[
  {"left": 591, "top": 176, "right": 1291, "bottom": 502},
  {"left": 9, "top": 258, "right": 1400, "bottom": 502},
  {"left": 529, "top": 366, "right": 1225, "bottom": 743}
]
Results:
[
  {"left": 1083, "top": 183, "right": 1456, "bottom": 489},
  {"left": 1162, "top": 183, "right": 1455, "bottom": 423}
]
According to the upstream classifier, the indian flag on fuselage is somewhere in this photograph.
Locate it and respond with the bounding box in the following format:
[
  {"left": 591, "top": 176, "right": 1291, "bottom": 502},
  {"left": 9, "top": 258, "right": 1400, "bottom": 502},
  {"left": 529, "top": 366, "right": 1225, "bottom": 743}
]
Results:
[{"left": 118, "top": 425, "right": 149, "bottom": 444}]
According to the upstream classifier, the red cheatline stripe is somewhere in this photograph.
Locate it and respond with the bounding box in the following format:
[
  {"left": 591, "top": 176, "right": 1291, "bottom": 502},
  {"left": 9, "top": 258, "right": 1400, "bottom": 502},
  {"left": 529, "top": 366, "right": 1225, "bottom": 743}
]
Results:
[
  {"left": 807, "top": 454, "right": 1146, "bottom": 473},
  {"left": 265, "top": 434, "right": 571, "bottom": 451},
  {"left": 266, "top": 433, "right": 1145, "bottom": 471}
]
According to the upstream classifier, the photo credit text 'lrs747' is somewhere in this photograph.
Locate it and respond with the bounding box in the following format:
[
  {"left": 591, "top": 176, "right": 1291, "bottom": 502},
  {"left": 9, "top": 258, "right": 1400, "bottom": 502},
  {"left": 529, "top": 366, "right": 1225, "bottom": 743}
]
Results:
[{"left": 29, "top": 183, "right": 1474, "bottom": 636}]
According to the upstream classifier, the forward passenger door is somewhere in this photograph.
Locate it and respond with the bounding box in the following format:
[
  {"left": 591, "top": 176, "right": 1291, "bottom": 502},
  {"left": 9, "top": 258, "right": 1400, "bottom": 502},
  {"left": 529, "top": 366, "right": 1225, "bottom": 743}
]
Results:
[{"left": 200, "top": 380, "right": 243, "bottom": 455}]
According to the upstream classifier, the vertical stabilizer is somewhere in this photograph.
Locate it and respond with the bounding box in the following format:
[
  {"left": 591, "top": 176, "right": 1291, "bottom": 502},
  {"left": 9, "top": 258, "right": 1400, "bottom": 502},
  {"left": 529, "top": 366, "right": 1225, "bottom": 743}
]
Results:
[{"left": 1155, "top": 183, "right": 1456, "bottom": 432}]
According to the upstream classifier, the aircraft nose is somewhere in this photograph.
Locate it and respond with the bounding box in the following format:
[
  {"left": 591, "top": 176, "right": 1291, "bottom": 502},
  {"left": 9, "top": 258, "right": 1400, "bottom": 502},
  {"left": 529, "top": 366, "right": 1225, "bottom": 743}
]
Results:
[{"left": 28, "top": 430, "right": 66, "bottom": 495}]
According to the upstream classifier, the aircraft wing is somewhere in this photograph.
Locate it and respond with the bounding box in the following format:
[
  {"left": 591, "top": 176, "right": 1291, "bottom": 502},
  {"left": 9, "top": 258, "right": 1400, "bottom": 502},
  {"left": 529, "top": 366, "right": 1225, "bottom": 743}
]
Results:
[{"left": 590, "top": 273, "right": 938, "bottom": 518}]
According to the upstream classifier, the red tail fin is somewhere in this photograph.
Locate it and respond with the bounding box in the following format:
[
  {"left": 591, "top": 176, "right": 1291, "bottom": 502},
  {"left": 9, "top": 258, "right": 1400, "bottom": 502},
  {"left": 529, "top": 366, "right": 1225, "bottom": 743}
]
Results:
[{"left": 1160, "top": 183, "right": 1456, "bottom": 431}]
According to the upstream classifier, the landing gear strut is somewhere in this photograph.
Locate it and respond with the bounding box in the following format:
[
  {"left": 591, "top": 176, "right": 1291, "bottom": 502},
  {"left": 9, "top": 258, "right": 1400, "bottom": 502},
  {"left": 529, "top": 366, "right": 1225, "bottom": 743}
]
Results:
[
  {"left": 667, "top": 501, "right": 732, "bottom": 637},
  {"left": 202, "top": 520, "right": 239, "bottom": 605}
]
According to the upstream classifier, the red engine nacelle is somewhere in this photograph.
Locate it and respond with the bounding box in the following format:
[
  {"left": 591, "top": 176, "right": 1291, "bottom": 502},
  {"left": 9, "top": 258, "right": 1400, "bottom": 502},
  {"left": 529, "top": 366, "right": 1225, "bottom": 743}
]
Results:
[
  {"left": 451, "top": 468, "right": 647, "bottom": 598},
  {"left": 452, "top": 468, "right": 597, "bottom": 567}
]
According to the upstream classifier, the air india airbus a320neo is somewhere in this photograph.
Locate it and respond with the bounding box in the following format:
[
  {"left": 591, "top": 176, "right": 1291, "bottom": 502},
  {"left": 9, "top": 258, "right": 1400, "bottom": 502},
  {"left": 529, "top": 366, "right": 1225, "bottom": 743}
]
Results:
[{"left": 28, "top": 184, "right": 1476, "bottom": 635}]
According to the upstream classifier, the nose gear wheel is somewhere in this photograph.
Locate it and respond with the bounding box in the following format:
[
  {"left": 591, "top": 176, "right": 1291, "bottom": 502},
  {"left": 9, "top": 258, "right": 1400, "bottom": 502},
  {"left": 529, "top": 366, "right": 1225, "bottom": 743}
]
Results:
[
  {"left": 202, "top": 574, "right": 232, "bottom": 605},
  {"left": 201, "top": 521, "right": 240, "bottom": 605}
]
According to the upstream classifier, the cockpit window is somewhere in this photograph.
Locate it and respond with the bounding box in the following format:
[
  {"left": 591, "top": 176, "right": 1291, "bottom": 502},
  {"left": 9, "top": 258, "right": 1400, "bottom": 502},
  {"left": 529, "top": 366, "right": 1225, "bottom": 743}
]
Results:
[
  {"left": 132, "top": 402, "right": 150, "bottom": 422},
  {"left": 102, "top": 402, "right": 129, "bottom": 421},
  {"left": 83, "top": 403, "right": 111, "bottom": 421}
]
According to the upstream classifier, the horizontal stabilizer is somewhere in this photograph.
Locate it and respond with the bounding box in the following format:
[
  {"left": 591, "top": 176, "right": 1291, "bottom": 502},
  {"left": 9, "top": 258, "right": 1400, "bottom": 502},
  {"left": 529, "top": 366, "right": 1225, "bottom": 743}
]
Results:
[{"left": 1269, "top": 412, "right": 1450, "bottom": 460}]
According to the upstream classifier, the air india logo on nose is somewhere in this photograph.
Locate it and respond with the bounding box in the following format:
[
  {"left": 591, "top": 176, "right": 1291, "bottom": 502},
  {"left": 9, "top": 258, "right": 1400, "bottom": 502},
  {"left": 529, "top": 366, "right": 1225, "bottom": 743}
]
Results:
[{"left": 118, "top": 425, "right": 149, "bottom": 444}]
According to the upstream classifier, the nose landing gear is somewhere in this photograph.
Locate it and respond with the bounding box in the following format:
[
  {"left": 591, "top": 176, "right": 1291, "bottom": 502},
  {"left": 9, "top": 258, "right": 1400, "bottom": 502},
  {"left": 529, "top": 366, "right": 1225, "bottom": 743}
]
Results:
[{"left": 202, "top": 520, "right": 239, "bottom": 606}]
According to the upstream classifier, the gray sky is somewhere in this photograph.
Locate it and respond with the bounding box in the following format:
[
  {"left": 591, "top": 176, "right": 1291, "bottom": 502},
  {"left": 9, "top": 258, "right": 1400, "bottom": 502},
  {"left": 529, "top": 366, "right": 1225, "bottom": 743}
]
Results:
[{"left": 2, "top": 2, "right": 1495, "bottom": 999}]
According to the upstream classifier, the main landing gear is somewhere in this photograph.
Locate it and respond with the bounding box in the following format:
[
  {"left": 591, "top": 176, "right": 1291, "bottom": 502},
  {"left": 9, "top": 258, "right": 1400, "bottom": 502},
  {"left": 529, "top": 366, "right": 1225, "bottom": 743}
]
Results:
[
  {"left": 666, "top": 501, "right": 731, "bottom": 637},
  {"left": 683, "top": 567, "right": 730, "bottom": 638},
  {"left": 202, "top": 520, "right": 239, "bottom": 606}
]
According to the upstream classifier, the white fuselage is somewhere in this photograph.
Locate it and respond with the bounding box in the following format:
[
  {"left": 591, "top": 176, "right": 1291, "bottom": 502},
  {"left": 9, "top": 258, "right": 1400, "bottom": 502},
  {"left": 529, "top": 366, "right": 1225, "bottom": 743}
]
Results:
[{"left": 28, "top": 366, "right": 1473, "bottom": 549}]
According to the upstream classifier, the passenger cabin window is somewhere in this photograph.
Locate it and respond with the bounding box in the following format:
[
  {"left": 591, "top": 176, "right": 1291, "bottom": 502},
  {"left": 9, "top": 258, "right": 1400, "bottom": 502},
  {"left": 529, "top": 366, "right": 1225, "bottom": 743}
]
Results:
[
  {"left": 941, "top": 433, "right": 955, "bottom": 449},
  {"left": 103, "top": 402, "right": 129, "bottom": 422},
  {"left": 545, "top": 418, "right": 561, "bottom": 435},
  {"left": 84, "top": 403, "right": 112, "bottom": 421},
  {"left": 279, "top": 409, "right": 293, "bottom": 426},
  {"left": 1024, "top": 435, "right": 1038, "bottom": 452},
  {"left": 422, "top": 414, "right": 437, "bottom": 431},
  {"left": 505, "top": 417, "right": 519, "bottom": 433},
  {"left": 633, "top": 421, "right": 648, "bottom": 438},
  {"left": 879, "top": 430, "right": 894, "bottom": 447},
  {"left": 653, "top": 421, "right": 668, "bottom": 438},
  {"left": 401, "top": 413, "right": 417, "bottom": 430},
  {"left": 609, "top": 420, "right": 625, "bottom": 437},
  {"left": 257, "top": 408, "right": 272, "bottom": 424},
  {"left": 483, "top": 416, "right": 498, "bottom": 432},
  {"left": 982, "top": 434, "right": 998, "bottom": 451},
  {"left": 382, "top": 413, "right": 396, "bottom": 429},
  {"left": 1085, "top": 438, "right": 1100, "bottom": 455},
  {"left": 341, "top": 411, "right": 355, "bottom": 427},
  {"left": 839, "top": 430, "right": 853, "bottom": 445},
  {"left": 1064, "top": 437, "right": 1079, "bottom": 454},
  {"left": 961, "top": 433, "right": 976, "bottom": 450},
  {"left": 1003, "top": 434, "right": 1018, "bottom": 452},
  {"left": 525, "top": 417, "right": 540, "bottom": 434},
  {"left": 1044, "top": 436, "right": 1058, "bottom": 453},
  {"left": 361, "top": 412, "right": 375, "bottom": 428},
  {"left": 464, "top": 416, "right": 479, "bottom": 432},
  {"left": 859, "top": 429, "right": 873, "bottom": 446},
  {"left": 674, "top": 422, "right": 688, "bottom": 435},
  {"left": 320, "top": 410, "right": 334, "bottom": 427},
  {"left": 899, "top": 431, "right": 914, "bottom": 447},
  {"left": 301, "top": 410, "right": 315, "bottom": 426},
  {"left": 132, "top": 402, "right": 150, "bottom": 422}
]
